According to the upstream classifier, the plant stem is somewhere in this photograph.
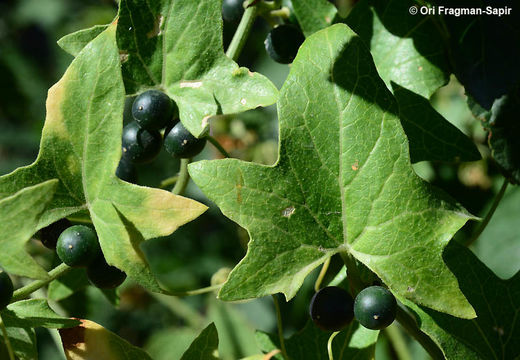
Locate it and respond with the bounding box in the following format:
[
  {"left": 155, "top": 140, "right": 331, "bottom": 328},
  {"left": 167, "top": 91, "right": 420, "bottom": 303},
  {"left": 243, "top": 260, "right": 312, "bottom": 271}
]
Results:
[
  {"left": 164, "top": 284, "right": 222, "bottom": 297},
  {"left": 160, "top": 175, "right": 179, "bottom": 189},
  {"left": 172, "top": 158, "right": 190, "bottom": 195},
  {"left": 327, "top": 331, "right": 340, "bottom": 360},
  {"left": 207, "top": 135, "right": 231, "bottom": 158},
  {"left": 272, "top": 295, "right": 288, "bottom": 360},
  {"left": 395, "top": 304, "right": 444, "bottom": 360},
  {"left": 226, "top": 1, "right": 258, "bottom": 61},
  {"left": 465, "top": 177, "right": 508, "bottom": 247},
  {"left": 0, "top": 314, "right": 15, "bottom": 360},
  {"left": 314, "top": 257, "right": 331, "bottom": 291},
  {"left": 11, "top": 263, "right": 71, "bottom": 303},
  {"left": 384, "top": 324, "right": 412, "bottom": 360},
  {"left": 339, "top": 251, "right": 364, "bottom": 295}
]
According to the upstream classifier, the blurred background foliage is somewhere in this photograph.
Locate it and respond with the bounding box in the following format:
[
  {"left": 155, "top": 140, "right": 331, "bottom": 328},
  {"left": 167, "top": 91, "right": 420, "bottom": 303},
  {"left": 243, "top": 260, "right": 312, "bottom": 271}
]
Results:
[{"left": 0, "top": 0, "right": 518, "bottom": 359}]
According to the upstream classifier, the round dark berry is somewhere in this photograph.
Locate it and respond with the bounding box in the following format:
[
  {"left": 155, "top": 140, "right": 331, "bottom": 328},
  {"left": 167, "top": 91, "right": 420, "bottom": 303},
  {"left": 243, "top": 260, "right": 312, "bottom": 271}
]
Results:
[
  {"left": 354, "top": 286, "right": 397, "bottom": 330},
  {"left": 38, "top": 218, "right": 72, "bottom": 250},
  {"left": 309, "top": 286, "right": 354, "bottom": 331},
  {"left": 132, "top": 90, "right": 175, "bottom": 130},
  {"left": 87, "top": 255, "right": 126, "bottom": 289},
  {"left": 0, "top": 270, "right": 14, "bottom": 310},
  {"left": 164, "top": 122, "right": 206, "bottom": 158},
  {"left": 115, "top": 155, "right": 138, "bottom": 184},
  {"left": 222, "top": 0, "right": 245, "bottom": 23},
  {"left": 265, "top": 24, "right": 305, "bottom": 64},
  {"left": 56, "top": 225, "right": 101, "bottom": 268},
  {"left": 121, "top": 121, "right": 162, "bottom": 164}
]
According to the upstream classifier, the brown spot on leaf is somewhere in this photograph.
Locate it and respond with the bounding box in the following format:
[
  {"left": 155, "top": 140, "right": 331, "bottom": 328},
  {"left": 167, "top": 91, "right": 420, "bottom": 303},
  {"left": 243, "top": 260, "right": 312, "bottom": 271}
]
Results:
[
  {"left": 59, "top": 320, "right": 86, "bottom": 350},
  {"left": 351, "top": 160, "right": 359, "bottom": 171},
  {"left": 147, "top": 15, "right": 164, "bottom": 38}
]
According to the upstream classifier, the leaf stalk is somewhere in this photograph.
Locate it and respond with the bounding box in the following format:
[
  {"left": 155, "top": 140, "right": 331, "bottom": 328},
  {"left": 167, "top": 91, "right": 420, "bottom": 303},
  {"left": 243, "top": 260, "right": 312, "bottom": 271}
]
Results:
[{"left": 11, "top": 263, "right": 72, "bottom": 303}]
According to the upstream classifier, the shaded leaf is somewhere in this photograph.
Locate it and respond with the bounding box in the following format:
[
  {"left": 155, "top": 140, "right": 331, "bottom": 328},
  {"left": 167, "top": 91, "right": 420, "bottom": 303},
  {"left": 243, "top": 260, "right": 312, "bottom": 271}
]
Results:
[
  {"left": 0, "top": 180, "right": 57, "bottom": 279},
  {"left": 256, "top": 320, "right": 378, "bottom": 360},
  {"left": 0, "top": 25, "right": 207, "bottom": 291},
  {"left": 1, "top": 299, "right": 79, "bottom": 329},
  {"left": 145, "top": 327, "right": 198, "bottom": 360},
  {"left": 345, "top": 0, "right": 449, "bottom": 99},
  {"left": 180, "top": 323, "right": 219, "bottom": 360},
  {"left": 189, "top": 24, "right": 476, "bottom": 318},
  {"left": 116, "top": 0, "right": 278, "bottom": 137},
  {"left": 402, "top": 242, "right": 520, "bottom": 359},
  {"left": 57, "top": 24, "right": 109, "bottom": 57},
  {"left": 433, "top": 0, "right": 520, "bottom": 109},
  {"left": 0, "top": 323, "right": 36, "bottom": 360},
  {"left": 59, "top": 319, "right": 153, "bottom": 359},
  {"left": 392, "top": 83, "right": 480, "bottom": 163},
  {"left": 291, "top": 0, "right": 337, "bottom": 37}
]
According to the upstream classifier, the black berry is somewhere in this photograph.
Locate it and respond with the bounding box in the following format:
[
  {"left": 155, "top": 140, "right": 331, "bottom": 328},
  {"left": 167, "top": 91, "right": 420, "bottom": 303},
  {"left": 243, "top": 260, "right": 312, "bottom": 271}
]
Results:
[
  {"left": 354, "top": 286, "right": 397, "bottom": 330},
  {"left": 164, "top": 122, "right": 206, "bottom": 158},
  {"left": 87, "top": 255, "right": 127, "bottom": 289},
  {"left": 56, "top": 225, "right": 101, "bottom": 268},
  {"left": 116, "top": 155, "right": 138, "bottom": 184},
  {"left": 0, "top": 270, "right": 13, "bottom": 310},
  {"left": 265, "top": 24, "right": 305, "bottom": 64},
  {"left": 132, "top": 90, "right": 175, "bottom": 130},
  {"left": 38, "top": 218, "right": 72, "bottom": 250},
  {"left": 222, "top": 0, "right": 245, "bottom": 23},
  {"left": 121, "top": 121, "right": 162, "bottom": 164},
  {"left": 309, "top": 286, "right": 354, "bottom": 331}
]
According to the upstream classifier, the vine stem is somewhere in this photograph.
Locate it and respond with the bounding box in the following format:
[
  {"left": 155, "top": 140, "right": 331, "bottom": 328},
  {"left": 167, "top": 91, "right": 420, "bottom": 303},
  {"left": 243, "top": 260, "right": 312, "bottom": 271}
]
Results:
[
  {"left": 0, "top": 314, "right": 15, "bottom": 360},
  {"left": 395, "top": 304, "right": 444, "bottom": 360},
  {"left": 159, "top": 175, "right": 179, "bottom": 189},
  {"left": 465, "top": 177, "right": 508, "bottom": 247},
  {"left": 339, "top": 251, "right": 363, "bottom": 295},
  {"left": 272, "top": 295, "right": 288, "bottom": 360},
  {"left": 314, "top": 257, "right": 331, "bottom": 291},
  {"left": 164, "top": 284, "right": 222, "bottom": 297},
  {"left": 226, "top": 0, "right": 259, "bottom": 61},
  {"left": 172, "top": 158, "right": 191, "bottom": 195},
  {"left": 327, "top": 331, "right": 339, "bottom": 360},
  {"left": 11, "top": 263, "right": 71, "bottom": 303},
  {"left": 207, "top": 135, "right": 231, "bottom": 158},
  {"left": 384, "top": 324, "right": 412, "bottom": 360}
]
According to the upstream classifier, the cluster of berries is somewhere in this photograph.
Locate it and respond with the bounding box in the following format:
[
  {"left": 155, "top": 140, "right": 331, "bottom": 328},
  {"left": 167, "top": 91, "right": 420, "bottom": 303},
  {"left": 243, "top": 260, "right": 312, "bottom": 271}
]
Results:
[
  {"left": 310, "top": 285, "right": 397, "bottom": 331},
  {"left": 117, "top": 90, "right": 207, "bottom": 183}
]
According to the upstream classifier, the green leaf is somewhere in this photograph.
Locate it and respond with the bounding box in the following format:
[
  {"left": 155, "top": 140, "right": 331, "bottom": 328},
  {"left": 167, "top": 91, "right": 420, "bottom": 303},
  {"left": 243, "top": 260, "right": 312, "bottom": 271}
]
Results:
[
  {"left": 116, "top": 0, "right": 278, "bottom": 137},
  {"left": 145, "top": 327, "right": 199, "bottom": 360},
  {"left": 473, "top": 186, "right": 520, "bottom": 279},
  {"left": 0, "top": 180, "right": 57, "bottom": 279},
  {"left": 344, "top": 1, "right": 480, "bottom": 163},
  {"left": 59, "top": 319, "right": 153, "bottom": 359},
  {"left": 0, "top": 324, "right": 36, "bottom": 360},
  {"left": 345, "top": 0, "right": 449, "bottom": 98},
  {"left": 257, "top": 320, "right": 378, "bottom": 360},
  {"left": 57, "top": 24, "right": 109, "bottom": 57},
  {"left": 0, "top": 25, "right": 207, "bottom": 291},
  {"left": 189, "top": 24, "right": 476, "bottom": 318},
  {"left": 1, "top": 299, "right": 79, "bottom": 329},
  {"left": 392, "top": 83, "right": 480, "bottom": 163},
  {"left": 402, "top": 242, "right": 520, "bottom": 359},
  {"left": 180, "top": 323, "right": 219, "bottom": 360},
  {"left": 291, "top": 0, "right": 337, "bottom": 37}
]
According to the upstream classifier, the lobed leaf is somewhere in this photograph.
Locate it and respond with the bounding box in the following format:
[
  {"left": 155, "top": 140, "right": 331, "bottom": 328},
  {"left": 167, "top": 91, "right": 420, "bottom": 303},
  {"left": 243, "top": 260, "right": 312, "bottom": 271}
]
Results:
[
  {"left": 402, "top": 242, "right": 520, "bottom": 359},
  {"left": 0, "top": 25, "right": 207, "bottom": 290},
  {"left": 57, "top": 24, "right": 109, "bottom": 57},
  {"left": 116, "top": 0, "right": 279, "bottom": 137},
  {"left": 190, "top": 24, "right": 476, "bottom": 318}
]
